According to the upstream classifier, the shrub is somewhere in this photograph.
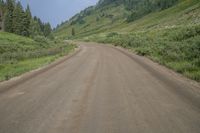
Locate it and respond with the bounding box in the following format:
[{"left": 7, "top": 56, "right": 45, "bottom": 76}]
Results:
[
  {"left": 107, "top": 32, "right": 119, "bottom": 37},
  {"left": 89, "top": 25, "right": 200, "bottom": 81},
  {"left": 33, "top": 36, "right": 48, "bottom": 45}
]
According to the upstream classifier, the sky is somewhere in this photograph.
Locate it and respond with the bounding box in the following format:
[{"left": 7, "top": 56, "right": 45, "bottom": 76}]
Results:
[{"left": 19, "top": 0, "right": 99, "bottom": 28}]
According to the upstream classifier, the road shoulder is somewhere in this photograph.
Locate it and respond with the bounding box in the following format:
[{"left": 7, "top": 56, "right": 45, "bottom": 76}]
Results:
[{"left": 0, "top": 46, "right": 81, "bottom": 93}]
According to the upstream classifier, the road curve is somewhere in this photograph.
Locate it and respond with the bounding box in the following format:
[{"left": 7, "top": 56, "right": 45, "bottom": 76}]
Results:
[{"left": 0, "top": 42, "right": 200, "bottom": 133}]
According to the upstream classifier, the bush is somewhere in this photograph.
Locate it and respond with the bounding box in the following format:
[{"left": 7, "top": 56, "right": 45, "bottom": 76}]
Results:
[
  {"left": 33, "top": 36, "right": 48, "bottom": 44},
  {"left": 107, "top": 32, "right": 119, "bottom": 37},
  {"left": 89, "top": 25, "right": 200, "bottom": 81},
  {"left": 171, "top": 25, "right": 200, "bottom": 41}
]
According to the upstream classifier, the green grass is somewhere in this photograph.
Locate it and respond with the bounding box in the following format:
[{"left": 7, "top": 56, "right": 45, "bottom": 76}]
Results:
[
  {"left": 0, "top": 32, "right": 76, "bottom": 81},
  {"left": 0, "top": 56, "right": 55, "bottom": 81},
  {"left": 54, "top": 0, "right": 200, "bottom": 39},
  {"left": 54, "top": 4, "right": 127, "bottom": 39},
  {"left": 0, "top": 32, "right": 41, "bottom": 53},
  {"left": 53, "top": 0, "right": 200, "bottom": 81},
  {"left": 86, "top": 25, "right": 200, "bottom": 81}
]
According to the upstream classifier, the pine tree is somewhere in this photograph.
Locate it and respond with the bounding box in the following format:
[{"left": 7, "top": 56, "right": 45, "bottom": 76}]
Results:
[
  {"left": 33, "top": 16, "right": 45, "bottom": 36},
  {"left": 24, "top": 5, "right": 31, "bottom": 36},
  {"left": 3, "top": 0, "right": 52, "bottom": 37},
  {"left": 21, "top": 10, "right": 29, "bottom": 36},
  {"left": 0, "top": 0, "right": 5, "bottom": 15},
  {"left": 12, "top": 1, "right": 24, "bottom": 35},
  {"left": 43, "top": 22, "right": 52, "bottom": 37},
  {"left": 20, "top": 8, "right": 31, "bottom": 37},
  {"left": 25, "top": 5, "right": 31, "bottom": 20},
  {"left": 0, "top": 0, "right": 3, "bottom": 7},
  {"left": 4, "top": 0, "right": 15, "bottom": 32},
  {"left": 0, "top": 0, "right": 4, "bottom": 30},
  {"left": 29, "top": 19, "right": 43, "bottom": 37}
]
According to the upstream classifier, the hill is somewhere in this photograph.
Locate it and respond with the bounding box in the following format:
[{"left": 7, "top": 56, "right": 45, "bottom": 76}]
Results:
[
  {"left": 54, "top": 0, "right": 200, "bottom": 81},
  {"left": 0, "top": 32, "right": 76, "bottom": 81},
  {"left": 54, "top": 0, "right": 199, "bottom": 39}
]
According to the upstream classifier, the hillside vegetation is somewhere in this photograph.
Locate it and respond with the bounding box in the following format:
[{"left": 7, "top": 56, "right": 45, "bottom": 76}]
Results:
[
  {"left": 0, "top": 32, "right": 76, "bottom": 81},
  {"left": 0, "top": 0, "right": 52, "bottom": 38},
  {"left": 54, "top": 0, "right": 200, "bottom": 81},
  {"left": 0, "top": 0, "right": 77, "bottom": 81},
  {"left": 54, "top": 0, "right": 199, "bottom": 38}
]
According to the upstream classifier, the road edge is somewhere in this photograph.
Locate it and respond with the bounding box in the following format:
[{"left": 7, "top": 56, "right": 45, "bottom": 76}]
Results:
[
  {"left": 78, "top": 41, "right": 200, "bottom": 109},
  {"left": 0, "top": 45, "right": 82, "bottom": 93},
  {"left": 111, "top": 44, "right": 200, "bottom": 110}
]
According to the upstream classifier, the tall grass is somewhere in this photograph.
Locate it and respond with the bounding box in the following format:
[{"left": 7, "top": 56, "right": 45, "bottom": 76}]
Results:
[
  {"left": 0, "top": 32, "right": 76, "bottom": 81},
  {"left": 86, "top": 25, "right": 200, "bottom": 81}
]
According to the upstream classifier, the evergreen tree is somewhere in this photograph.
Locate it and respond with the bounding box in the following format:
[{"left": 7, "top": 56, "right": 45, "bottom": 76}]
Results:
[
  {"left": 2, "top": 0, "right": 52, "bottom": 38},
  {"left": 0, "top": 0, "right": 5, "bottom": 12},
  {"left": 25, "top": 5, "right": 31, "bottom": 20},
  {"left": 4, "top": 0, "right": 15, "bottom": 32},
  {"left": 43, "top": 22, "right": 52, "bottom": 37},
  {"left": 21, "top": 10, "right": 29, "bottom": 36},
  {"left": 24, "top": 5, "right": 31, "bottom": 36},
  {"left": 0, "top": 0, "right": 4, "bottom": 30},
  {"left": 20, "top": 5, "right": 32, "bottom": 37},
  {"left": 29, "top": 19, "right": 43, "bottom": 37},
  {"left": 37, "top": 18, "right": 44, "bottom": 33},
  {"left": 12, "top": 1, "right": 24, "bottom": 35},
  {"left": 12, "top": 1, "right": 31, "bottom": 36},
  {"left": 124, "top": 0, "right": 178, "bottom": 22},
  {"left": 0, "top": 0, "right": 3, "bottom": 7},
  {"left": 33, "top": 16, "right": 45, "bottom": 36}
]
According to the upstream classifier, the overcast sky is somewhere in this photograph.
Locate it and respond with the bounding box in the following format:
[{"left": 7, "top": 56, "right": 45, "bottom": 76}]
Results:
[{"left": 19, "top": 0, "right": 99, "bottom": 28}]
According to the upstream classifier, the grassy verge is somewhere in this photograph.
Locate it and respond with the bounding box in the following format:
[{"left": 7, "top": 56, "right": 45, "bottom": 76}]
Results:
[
  {"left": 0, "top": 32, "right": 76, "bottom": 81},
  {"left": 85, "top": 24, "right": 200, "bottom": 81}
]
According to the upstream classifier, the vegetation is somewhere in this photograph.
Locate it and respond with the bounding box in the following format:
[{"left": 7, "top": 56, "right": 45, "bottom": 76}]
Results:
[
  {"left": 72, "top": 27, "right": 75, "bottom": 36},
  {"left": 125, "top": 0, "right": 178, "bottom": 22},
  {"left": 98, "top": 0, "right": 179, "bottom": 22},
  {"left": 0, "top": 32, "right": 76, "bottom": 81},
  {"left": 0, "top": 0, "right": 52, "bottom": 38},
  {"left": 54, "top": 0, "right": 200, "bottom": 81},
  {"left": 0, "top": 0, "right": 73, "bottom": 81},
  {"left": 86, "top": 25, "right": 200, "bottom": 81}
]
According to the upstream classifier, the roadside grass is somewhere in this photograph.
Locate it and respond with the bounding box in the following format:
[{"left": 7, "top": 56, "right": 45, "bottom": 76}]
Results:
[
  {"left": 0, "top": 57, "right": 55, "bottom": 81},
  {"left": 53, "top": 0, "right": 200, "bottom": 82},
  {"left": 0, "top": 32, "right": 76, "bottom": 81},
  {"left": 85, "top": 25, "right": 200, "bottom": 81}
]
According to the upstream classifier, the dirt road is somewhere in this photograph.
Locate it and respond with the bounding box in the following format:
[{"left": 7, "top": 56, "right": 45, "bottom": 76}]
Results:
[{"left": 0, "top": 42, "right": 200, "bottom": 133}]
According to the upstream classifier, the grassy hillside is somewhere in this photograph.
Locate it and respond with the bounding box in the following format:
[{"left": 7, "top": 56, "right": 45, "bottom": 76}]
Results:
[
  {"left": 0, "top": 32, "right": 76, "bottom": 81},
  {"left": 54, "top": 0, "right": 200, "bottom": 81},
  {"left": 54, "top": 3, "right": 127, "bottom": 39},
  {"left": 54, "top": 0, "right": 199, "bottom": 38}
]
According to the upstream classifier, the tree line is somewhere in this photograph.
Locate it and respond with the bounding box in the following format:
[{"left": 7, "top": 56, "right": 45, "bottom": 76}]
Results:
[
  {"left": 124, "top": 0, "right": 178, "bottom": 22},
  {"left": 0, "top": 0, "right": 52, "bottom": 38},
  {"left": 124, "top": 0, "right": 178, "bottom": 11},
  {"left": 97, "top": 0, "right": 178, "bottom": 22}
]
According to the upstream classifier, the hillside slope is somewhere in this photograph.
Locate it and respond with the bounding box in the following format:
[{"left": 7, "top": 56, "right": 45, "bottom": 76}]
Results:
[
  {"left": 54, "top": 0, "right": 200, "bottom": 39},
  {"left": 54, "top": 0, "right": 200, "bottom": 81},
  {"left": 0, "top": 32, "right": 76, "bottom": 81}
]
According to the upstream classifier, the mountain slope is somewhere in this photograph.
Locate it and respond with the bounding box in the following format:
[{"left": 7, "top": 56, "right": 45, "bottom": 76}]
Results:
[
  {"left": 54, "top": 0, "right": 199, "bottom": 39},
  {"left": 54, "top": 0, "right": 200, "bottom": 81},
  {"left": 54, "top": 3, "right": 127, "bottom": 39}
]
